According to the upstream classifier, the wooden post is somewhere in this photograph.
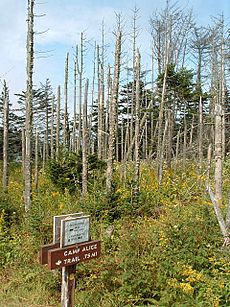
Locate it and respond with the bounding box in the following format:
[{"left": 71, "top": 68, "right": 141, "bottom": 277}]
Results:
[
  {"left": 40, "top": 213, "right": 100, "bottom": 307},
  {"left": 60, "top": 222, "right": 77, "bottom": 307},
  {"left": 60, "top": 215, "right": 89, "bottom": 307},
  {"left": 61, "top": 265, "right": 76, "bottom": 307}
]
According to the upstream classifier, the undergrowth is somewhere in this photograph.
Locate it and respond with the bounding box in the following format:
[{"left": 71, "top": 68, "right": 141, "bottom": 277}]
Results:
[{"left": 0, "top": 160, "right": 230, "bottom": 306}]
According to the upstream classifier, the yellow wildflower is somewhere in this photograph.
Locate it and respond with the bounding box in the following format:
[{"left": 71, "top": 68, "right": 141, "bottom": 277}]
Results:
[
  {"left": 179, "top": 282, "right": 194, "bottom": 294},
  {"left": 59, "top": 202, "right": 65, "bottom": 209}
]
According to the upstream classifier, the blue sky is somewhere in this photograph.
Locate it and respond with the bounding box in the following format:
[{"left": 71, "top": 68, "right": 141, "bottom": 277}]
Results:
[{"left": 0, "top": 0, "right": 229, "bottom": 108}]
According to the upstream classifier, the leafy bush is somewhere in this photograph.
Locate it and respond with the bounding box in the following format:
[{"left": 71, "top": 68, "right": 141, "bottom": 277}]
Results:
[{"left": 46, "top": 151, "right": 106, "bottom": 193}]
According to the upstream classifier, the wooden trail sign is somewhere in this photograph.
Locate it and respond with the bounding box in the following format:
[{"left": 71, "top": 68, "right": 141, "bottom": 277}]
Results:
[
  {"left": 40, "top": 242, "right": 59, "bottom": 265},
  {"left": 40, "top": 212, "right": 101, "bottom": 307},
  {"left": 48, "top": 240, "right": 101, "bottom": 270}
]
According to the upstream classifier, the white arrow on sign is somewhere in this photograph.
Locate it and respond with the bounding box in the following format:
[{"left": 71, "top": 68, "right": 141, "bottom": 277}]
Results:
[{"left": 55, "top": 260, "right": 62, "bottom": 266}]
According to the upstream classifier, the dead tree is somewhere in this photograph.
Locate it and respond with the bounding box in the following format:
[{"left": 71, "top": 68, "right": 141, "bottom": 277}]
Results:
[
  {"left": 106, "top": 31, "right": 122, "bottom": 194},
  {"left": 133, "top": 49, "right": 141, "bottom": 202},
  {"left": 56, "top": 85, "right": 60, "bottom": 158},
  {"left": 34, "top": 129, "right": 39, "bottom": 190},
  {"left": 73, "top": 52, "right": 77, "bottom": 152},
  {"left": 24, "top": 0, "right": 34, "bottom": 211},
  {"left": 2, "top": 81, "right": 9, "bottom": 192},
  {"left": 50, "top": 95, "right": 55, "bottom": 159},
  {"left": 63, "top": 52, "right": 69, "bottom": 149},
  {"left": 82, "top": 79, "right": 89, "bottom": 196}
]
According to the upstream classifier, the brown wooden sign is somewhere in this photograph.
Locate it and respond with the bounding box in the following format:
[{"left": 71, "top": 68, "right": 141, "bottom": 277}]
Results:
[
  {"left": 40, "top": 242, "right": 59, "bottom": 265},
  {"left": 47, "top": 240, "right": 101, "bottom": 270}
]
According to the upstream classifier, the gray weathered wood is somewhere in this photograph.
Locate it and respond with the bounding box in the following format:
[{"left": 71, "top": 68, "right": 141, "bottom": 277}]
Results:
[
  {"left": 2, "top": 81, "right": 9, "bottom": 192},
  {"left": 106, "top": 31, "right": 122, "bottom": 194},
  {"left": 82, "top": 79, "right": 89, "bottom": 196},
  {"left": 24, "top": 0, "right": 34, "bottom": 211}
]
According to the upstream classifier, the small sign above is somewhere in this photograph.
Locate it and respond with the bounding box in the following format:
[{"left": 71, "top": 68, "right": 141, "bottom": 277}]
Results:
[
  {"left": 53, "top": 212, "right": 83, "bottom": 244},
  {"left": 61, "top": 216, "right": 90, "bottom": 247}
]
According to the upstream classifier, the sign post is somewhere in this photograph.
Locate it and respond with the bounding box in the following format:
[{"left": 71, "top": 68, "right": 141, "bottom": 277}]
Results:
[
  {"left": 60, "top": 215, "right": 90, "bottom": 307},
  {"left": 40, "top": 213, "right": 101, "bottom": 307}
]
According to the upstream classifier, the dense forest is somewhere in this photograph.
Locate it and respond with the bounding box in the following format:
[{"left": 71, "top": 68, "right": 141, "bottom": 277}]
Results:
[{"left": 0, "top": 0, "right": 230, "bottom": 306}]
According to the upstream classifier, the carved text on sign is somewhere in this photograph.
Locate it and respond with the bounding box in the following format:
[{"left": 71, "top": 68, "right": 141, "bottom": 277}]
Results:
[{"left": 48, "top": 240, "right": 101, "bottom": 270}]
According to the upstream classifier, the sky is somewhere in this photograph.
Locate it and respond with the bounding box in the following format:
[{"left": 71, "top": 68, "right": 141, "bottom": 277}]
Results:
[{"left": 0, "top": 0, "right": 229, "bottom": 108}]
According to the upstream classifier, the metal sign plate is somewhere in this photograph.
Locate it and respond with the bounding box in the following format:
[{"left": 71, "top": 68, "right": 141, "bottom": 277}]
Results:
[
  {"left": 53, "top": 212, "right": 83, "bottom": 243},
  {"left": 48, "top": 240, "right": 101, "bottom": 270},
  {"left": 61, "top": 216, "right": 90, "bottom": 247}
]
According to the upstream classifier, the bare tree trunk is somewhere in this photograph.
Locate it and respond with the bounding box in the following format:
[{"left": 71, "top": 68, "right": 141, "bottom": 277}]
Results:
[
  {"left": 105, "top": 64, "right": 112, "bottom": 159},
  {"left": 24, "top": 0, "right": 34, "bottom": 211},
  {"left": 166, "top": 107, "right": 173, "bottom": 168},
  {"left": 77, "top": 33, "right": 84, "bottom": 151},
  {"left": 82, "top": 79, "right": 89, "bottom": 196},
  {"left": 210, "top": 40, "right": 217, "bottom": 146},
  {"left": 198, "top": 95, "right": 203, "bottom": 167},
  {"left": 189, "top": 114, "right": 195, "bottom": 147},
  {"left": 2, "top": 81, "right": 9, "bottom": 192},
  {"left": 214, "top": 102, "right": 223, "bottom": 203},
  {"left": 34, "top": 129, "right": 39, "bottom": 190},
  {"left": 101, "top": 23, "right": 105, "bottom": 159},
  {"left": 56, "top": 85, "right": 60, "bottom": 158},
  {"left": 116, "top": 132, "right": 119, "bottom": 161},
  {"left": 22, "top": 128, "right": 25, "bottom": 173},
  {"left": 45, "top": 90, "right": 49, "bottom": 162},
  {"left": 206, "top": 143, "right": 212, "bottom": 184},
  {"left": 121, "top": 117, "right": 124, "bottom": 161},
  {"left": 106, "top": 31, "right": 122, "bottom": 194},
  {"left": 220, "top": 26, "right": 225, "bottom": 159},
  {"left": 183, "top": 117, "right": 187, "bottom": 168},
  {"left": 206, "top": 185, "right": 229, "bottom": 240},
  {"left": 63, "top": 52, "right": 69, "bottom": 149},
  {"left": 73, "top": 54, "right": 77, "bottom": 152},
  {"left": 159, "top": 119, "right": 168, "bottom": 183},
  {"left": 89, "top": 42, "right": 97, "bottom": 155},
  {"left": 156, "top": 63, "right": 168, "bottom": 179},
  {"left": 174, "top": 128, "right": 180, "bottom": 176},
  {"left": 97, "top": 45, "right": 103, "bottom": 160},
  {"left": 42, "top": 136, "right": 46, "bottom": 169},
  {"left": 133, "top": 49, "right": 141, "bottom": 201},
  {"left": 50, "top": 95, "right": 55, "bottom": 159},
  {"left": 149, "top": 47, "right": 155, "bottom": 158},
  {"left": 130, "top": 7, "right": 139, "bottom": 159}
]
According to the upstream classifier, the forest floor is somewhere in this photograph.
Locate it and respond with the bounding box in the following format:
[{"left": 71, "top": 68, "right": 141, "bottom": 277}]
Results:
[{"left": 0, "top": 161, "right": 230, "bottom": 306}]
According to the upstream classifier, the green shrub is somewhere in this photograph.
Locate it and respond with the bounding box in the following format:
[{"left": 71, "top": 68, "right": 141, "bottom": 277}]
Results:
[{"left": 46, "top": 151, "right": 106, "bottom": 193}]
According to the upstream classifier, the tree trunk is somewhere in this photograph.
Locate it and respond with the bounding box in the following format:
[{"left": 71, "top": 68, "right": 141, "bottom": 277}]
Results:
[
  {"left": 106, "top": 31, "right": 122, "bottom": 194},
  {"left": 77, "top": 33, "right": 84, "bottom": 151},
  {"left": 214, "top": 102, "right": 223, "bottom": 204},
  {"left": 50, "top": 95, "right": 55, "bottom": 159},
  {"left": 220, "top": 26, "right": 225, "bottom": 159},
  {"left": 198, "top": 95, "right": 203, "bottom": 167},
  {"left": 183, "top": 116, "right": 187, "bottom": 168},
  {"left": 24, "top": 0, "right": 34, "bottom": 211},
  {"left": 82, "top": 79, "right": 89, "bottom": 196},
  {"left": 63, "top": 52, "right": 69, "bottom": 149},
  {"left": 2, "top": 81, "right": 9, "bottom": 192},
  {"left": 34, "top": 129, "right": 39, "bottom": 190},
  {"left": 22, "top": 128, "right": 25, "bottom": 173},
  {"left": 133, "top": 49, "right": 141, "bottom": 201},
  {"left": 56, "top": 85, "right": 60, "bottom": 158},
  {"left": 73, "top": 54, "right": 77, "bottom": 152},
  {"left": 97, "top": 45, "right": 103, "bottom": 160},
  {"left": 105, "top": 64, "right": 112, "bottom": 159}
]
